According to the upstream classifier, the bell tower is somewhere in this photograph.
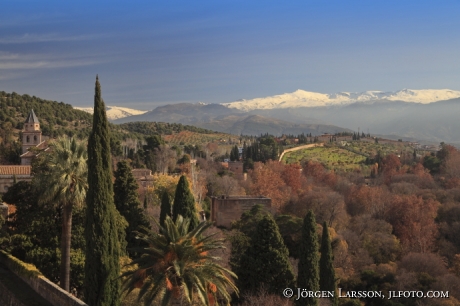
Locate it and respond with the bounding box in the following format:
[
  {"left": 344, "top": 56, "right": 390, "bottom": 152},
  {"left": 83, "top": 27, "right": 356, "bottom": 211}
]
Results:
[{"left": 22, "top": 109, "right": 42, "bottom": 154}]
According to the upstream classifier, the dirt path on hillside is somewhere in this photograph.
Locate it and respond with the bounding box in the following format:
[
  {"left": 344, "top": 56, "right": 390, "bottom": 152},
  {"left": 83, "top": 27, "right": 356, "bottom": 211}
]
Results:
[{"left": 279, "top": 143, "right": 324, "bottom": 162}]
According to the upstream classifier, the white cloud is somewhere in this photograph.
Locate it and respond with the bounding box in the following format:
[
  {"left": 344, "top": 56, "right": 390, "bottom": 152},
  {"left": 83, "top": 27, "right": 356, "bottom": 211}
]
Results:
[
  {"left": 0, "top": 51, "right": 19, "bottom": 60},
  {"left": 0, "top": 51, "right": 102, "bottom": 70}
]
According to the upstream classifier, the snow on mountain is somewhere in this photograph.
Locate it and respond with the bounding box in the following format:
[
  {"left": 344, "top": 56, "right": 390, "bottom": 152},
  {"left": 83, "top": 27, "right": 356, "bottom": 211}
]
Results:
[
  {"left": 74, "top": 106, "right": 148, "bottom": 120},
  {"left": 222, "top": 89, "right": 460, "bottom": 111}
]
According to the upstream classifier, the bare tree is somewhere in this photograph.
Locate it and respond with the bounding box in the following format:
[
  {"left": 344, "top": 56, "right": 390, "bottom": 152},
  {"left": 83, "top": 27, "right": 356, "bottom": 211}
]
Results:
[{"left": 155, "top": 144, "right": 177, "bottom": 174}]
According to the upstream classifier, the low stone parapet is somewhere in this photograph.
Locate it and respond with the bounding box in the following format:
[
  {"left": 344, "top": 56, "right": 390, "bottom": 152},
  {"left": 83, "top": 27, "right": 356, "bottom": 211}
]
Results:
[{"left": 0, "top": 250, "right": 88, "bottom": 306}]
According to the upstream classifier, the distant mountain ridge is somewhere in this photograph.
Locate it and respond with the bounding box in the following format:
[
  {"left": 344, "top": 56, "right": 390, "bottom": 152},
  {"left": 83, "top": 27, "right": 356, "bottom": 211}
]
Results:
[
  {"left": 89, "top": 88, "right": 460, "bottom": 143},
  {"left": 113, "top": 104, "right": 352, "bottom": 136},
  {"left": 222, "top": 88, "right": 460, "bottom": 110},
  {"left": 74, "top": 105, "right": 148, "bottom": 120}
]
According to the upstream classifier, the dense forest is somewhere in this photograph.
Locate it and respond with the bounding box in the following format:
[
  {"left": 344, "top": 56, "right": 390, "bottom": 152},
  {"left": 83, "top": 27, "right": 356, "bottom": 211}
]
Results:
[{"left": 118, "top": 121, "right": 219, "bottom": 136}]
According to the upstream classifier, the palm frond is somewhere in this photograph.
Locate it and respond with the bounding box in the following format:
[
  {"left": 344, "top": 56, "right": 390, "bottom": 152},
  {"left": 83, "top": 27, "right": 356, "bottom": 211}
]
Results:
[{"left": 122, "top": 215, "right": 238, "bottom": 306}]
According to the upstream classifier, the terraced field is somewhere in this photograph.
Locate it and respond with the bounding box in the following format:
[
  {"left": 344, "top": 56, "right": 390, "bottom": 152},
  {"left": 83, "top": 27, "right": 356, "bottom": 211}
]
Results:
[
  {"left": 163, "top": 131, "right": 238, "bottom": 146},
  {"left": 282, "top": 146, "right": 367, "bottom": 171},
  {"left": 282, "top": 139, "right": 424, "bottom": 172},
  {"left": 344, "top": 140, "right": 414, "bottom": 157}
]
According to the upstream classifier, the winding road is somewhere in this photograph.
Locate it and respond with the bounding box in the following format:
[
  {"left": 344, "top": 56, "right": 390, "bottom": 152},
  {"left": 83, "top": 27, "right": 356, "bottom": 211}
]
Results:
[{"left": 279, "top": 143, "right": 324, "bottom": 162}]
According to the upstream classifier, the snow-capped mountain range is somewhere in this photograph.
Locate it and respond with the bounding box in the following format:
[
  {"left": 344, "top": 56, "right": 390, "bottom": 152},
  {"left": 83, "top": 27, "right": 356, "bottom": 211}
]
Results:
[
  {"left": 75, "top": 89, "right": 460, "bottom": 120},
  {"left": 74, "top": 106, "right": 148, "bottom": 120},
  {"left": 106, "top": 88, "right": 460, "bottom": 143},
  {"left": 222, "top": 89, "right": 460, "bottom": 111}
]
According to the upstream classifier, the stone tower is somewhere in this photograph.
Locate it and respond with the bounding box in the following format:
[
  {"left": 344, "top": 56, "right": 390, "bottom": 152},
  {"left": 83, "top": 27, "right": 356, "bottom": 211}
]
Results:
[{"left": 22, "top": 109, "right": 42, "bottom": 154}]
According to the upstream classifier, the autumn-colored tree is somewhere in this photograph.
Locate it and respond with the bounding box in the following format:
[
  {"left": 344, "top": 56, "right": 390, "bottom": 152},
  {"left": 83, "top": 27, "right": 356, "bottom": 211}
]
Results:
[
  {"left": 205, "top": 142, "right": 219, "bottom": 157},
  {"left": 320, "top": 191, "right": 347, "bottom": 229},
  {"left": 281, "top": 163, "right": 303, "bottom": 194},
  {"left": 303, "top": 160, "right": 325, "bottom": 181},
  {"left": 345, "top": 185, "right": 387, "bottom": 217},
  {"left": 437, "top": 144, "right": 457, "bottom": 163},
  {"left": 386, "top": 195, "right": 439, "bottom": 253},
  {"left": 440, "top": 148, "right": 460, "bottom": 189},
  {"left": 303, "top": 160, "right": 337, "bottom": 188},
  {"left": 411, "top": 163, "right": 430, "bottom": 178},
  {"left": 149, "top": 174, "right": 179, "bottom": 207},
  {"left": 381, "top": 154, "right": 402, "bottom": 184},
  {"left": 296, "top": 187, "right": 348, "bottom": 230},
  {"left": 249, "top": 162, "right": 289, "bottom": 212}
]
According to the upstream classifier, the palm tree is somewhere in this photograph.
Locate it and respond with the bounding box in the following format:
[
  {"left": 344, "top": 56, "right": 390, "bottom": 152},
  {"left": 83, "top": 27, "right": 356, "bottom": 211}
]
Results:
[
  {"left": 122, "top": 216, "right": 238, "bottom": 306},
  {"left": 35, "top": 137, "right": 88, "bottom": 292}
]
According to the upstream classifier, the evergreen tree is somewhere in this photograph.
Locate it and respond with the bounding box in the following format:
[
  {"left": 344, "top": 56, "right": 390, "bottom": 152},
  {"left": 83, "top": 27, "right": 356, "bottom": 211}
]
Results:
[
  {"left": 113, "top": 160, "right": 150, "bottom": 256},
  {"left": 159, "top": 190, "right": 171, "bottom": 227},
  {"left": 237, "top": 215, "right": 295, "bottom": 297},
  {"left": 230, "top": 145, "right": 239, "bottom": 161},
  {"left": 172, "top": 175, "right": 199, "bottom": 231},
  {"left": 297, "top": 210, "right": 319, "bottom": 306},
  {"left": 320, "top": 222, "right": 338, "bottom": 306},
  {"left": 84, "top": 76, "right": 124, "bottom": 306}
]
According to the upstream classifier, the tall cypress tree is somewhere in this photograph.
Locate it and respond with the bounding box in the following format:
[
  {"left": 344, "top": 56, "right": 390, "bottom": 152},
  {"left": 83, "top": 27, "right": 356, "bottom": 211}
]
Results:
[
  {"left": 230, "top": 145, "right": 239, "bottom": 161},
  {"left": 159, "top": 190, "right": 171, "bottom": 227},
  {"left": 237, "top": 215, "right": 295, "bottom": 296},
  {"left": 113, "top": 160, "right": 150, "bottom": 256},
  {"left": 297, "top": 210, "right": 319, "bottom": 306},
  {"left": 172, "top": 175, "right": 199, "bottom": 231},
  {"left": 84, "top": 76, "right": 123, "bottom": 306},
  {"left": 320, "top": 222, "right": 338, "bottom": 306}
]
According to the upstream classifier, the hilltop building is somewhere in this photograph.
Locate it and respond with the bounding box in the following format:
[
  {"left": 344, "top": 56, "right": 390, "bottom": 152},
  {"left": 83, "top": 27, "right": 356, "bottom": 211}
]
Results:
[
  {"left": 211, "top": 195, "right": 272, "bottom": 228},
  {"left": 132, "top": 168, "right": 154, "bottom": 189},
  {"left": 0, "top": 110, "right": 48, "bottom": 193},
  {"left": 1, "top": 110, "right": 154, "bottom": 197}
]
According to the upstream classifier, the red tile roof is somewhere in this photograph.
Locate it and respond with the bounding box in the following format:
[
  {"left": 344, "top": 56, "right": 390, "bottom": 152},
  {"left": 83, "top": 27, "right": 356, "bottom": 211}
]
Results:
[{"left": 0, "top": 166, "right": 31, "bottom": 175}]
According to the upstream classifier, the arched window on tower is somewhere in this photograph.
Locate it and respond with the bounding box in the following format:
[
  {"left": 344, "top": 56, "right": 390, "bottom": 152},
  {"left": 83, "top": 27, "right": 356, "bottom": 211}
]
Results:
[
  {"left": 26, "top": 136, "right": 30, "bottom": 143},
  {"left": 34, "top": 135, "right": 37, "bottom": 143}
]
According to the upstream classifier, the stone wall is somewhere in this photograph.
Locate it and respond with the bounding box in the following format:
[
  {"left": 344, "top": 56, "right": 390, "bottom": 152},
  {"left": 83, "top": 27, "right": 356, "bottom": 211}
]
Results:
[
  {"left": 0, "top": 281, "right": 29, "bottom": 306},
  {"left": 211, "top": 195, "right": 272, "bottom": 228},
  {"left": 0, "top": 251, "right": 88, "bottom": 306}
]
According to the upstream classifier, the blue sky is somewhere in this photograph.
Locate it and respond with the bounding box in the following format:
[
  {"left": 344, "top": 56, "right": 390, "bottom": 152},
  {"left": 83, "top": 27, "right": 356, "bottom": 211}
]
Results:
[{"left": 1, "top": 0, "right": 460, "bottom": 109}]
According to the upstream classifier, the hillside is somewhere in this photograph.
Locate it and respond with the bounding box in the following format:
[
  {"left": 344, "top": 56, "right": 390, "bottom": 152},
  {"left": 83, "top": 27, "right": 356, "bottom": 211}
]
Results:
[
  {"left": 0, "top": 91, "right": 93, "bottom": 140},
  {"left": 113, "top": 103, "right": 351, "bottom": 136},
  {"left": 113, "top": 103, "right": 242, "bottom": 124},
  {"left": 118, "top": 121, "right": 219, "bottom": 136},
  {"left": 0, "top": 92, "right": 222, "bottom": 147},
  {"left": 224, "top": 115, "right": 351, "bottom": 136},
  {"left": 0, "top": 91, "right": 238, "bottom": 151}
]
